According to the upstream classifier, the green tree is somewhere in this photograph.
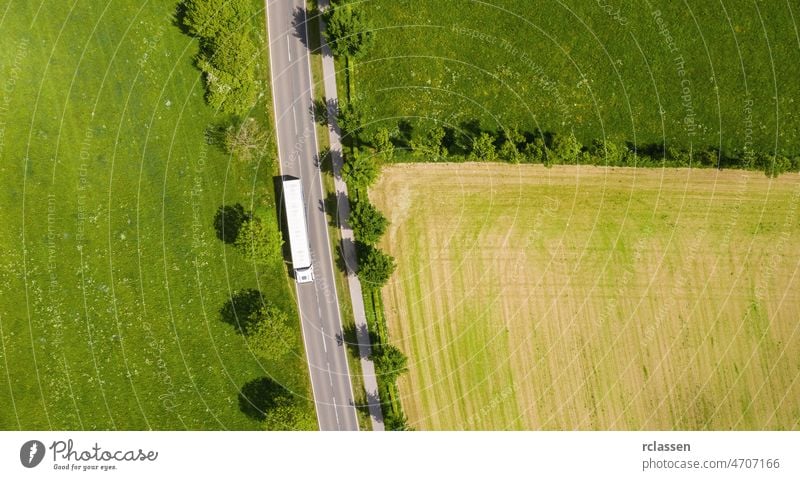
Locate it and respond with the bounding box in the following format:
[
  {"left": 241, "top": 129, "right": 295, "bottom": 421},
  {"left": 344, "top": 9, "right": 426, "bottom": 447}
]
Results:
[
  {"left": 324, "top": 4, "right": 374, "bottom": 58},
  {"left": 373, "top": 127, "right": 394, "bottom": 162},
  {"left": 589, "top": 138, "right": 621, "bottom": 166},
  {"left": 551, "top": 132, "right": 582, "bottom": 163},
  {"left": 348, "top": 200, "right": 388, "bottom": 245},
  {"left": 342, "top": 150, "right": 379, "bottom": 189},
  {"left": 337, "top": 101, "right": 364, "bottom": 140},
  {"left": 469, "top": 132, "right": 498, "bottom": 162},
  {"left": 357, "top": 244, "right": 396, "bottom": 287},
  {"left": 498, "top": 128, "right": 524, "bottom": 163},
  {"left": 247, "top": 304, "right": 295, "bottom": 360},
  {"left": 263, "top": 402, "right": 317, "bottom": 431},
  {"left": 197, "top": 31, "right": 259, "bottom": 115},
  {"left": 410, "top": 124, "right": 447, "bottom": 161},
  {"left": 765, "top": 154, "right": 792, "bottom": 178},
  {"left": 235, "top": 216, "right": 284, "bottom": 264},
  {"left": 522, "top": 136, "right": 547, "bottom": 164},
  {"left": 372, "top": 344, "right": 408, "bottom": 383},
  {"left": 181, "top": 0, "right": 252, "bottom": 39},
  {"left": 225, "top": 117, "right": 269, "bottom": 162},
  {"left": 383, "top": 411, "right": 412, "bottom": 431}
]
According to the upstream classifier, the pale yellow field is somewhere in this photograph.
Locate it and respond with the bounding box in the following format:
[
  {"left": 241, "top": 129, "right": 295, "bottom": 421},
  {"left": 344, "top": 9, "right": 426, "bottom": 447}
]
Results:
[{"left": 371, "top": 164, "right": 800, "bottom": 430}]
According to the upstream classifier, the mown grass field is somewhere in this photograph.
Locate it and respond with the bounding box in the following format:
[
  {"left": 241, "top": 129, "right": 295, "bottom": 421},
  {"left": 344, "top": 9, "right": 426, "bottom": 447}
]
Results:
[
  {"left": 372, "top": 164, "right": 800, "bottom": 430},
  {"left": 356, "top": 0, "right": 800, "bottom": 155},
  {"left": 0, "top": 0, "right": 313, "bottom": 429}
]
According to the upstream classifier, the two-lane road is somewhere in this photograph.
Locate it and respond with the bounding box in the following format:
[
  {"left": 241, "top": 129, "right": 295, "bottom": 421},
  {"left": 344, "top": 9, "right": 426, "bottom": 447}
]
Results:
[{"left": 265, "top": 0, "right": 358, "bottom": 431}]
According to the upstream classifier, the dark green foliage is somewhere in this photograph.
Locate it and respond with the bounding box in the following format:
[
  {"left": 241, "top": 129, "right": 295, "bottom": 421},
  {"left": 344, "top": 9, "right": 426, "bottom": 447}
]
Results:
[
  {"left": 551, "top": 132, "right": 582, "bottom": 162},
  {"left": 238, "top": 377, "right": 291, "bottom": 421},
  {"left": 324, "top": 4, "right": 374, "bottom": 58},
  {"left": 181, "top": 0, "right": 258, "bottom": 115},
  {"left": 197, "top": 31, "right": 258, "bottom": 115},
  {"left": 356, "top": 244, "right": 396, "bottom": 287},
  {"left": 181, "top": 0, "right": 252, "bottom": 38},
  {"left": 338, "top": 101, "right": 365, "bottom": 140},
  {"left": 410, "top": 123, "right": 447, "bottom": 161},
  {"left": 373, "top": 127, "right": 394, "bottom": 162},
  {"left": 371, "top": 343, "right": 408, "bottom": 384},
  {"left": 235, "top": 216, "right": 284, "bottom": 265},
  {"left": 342, "top": 150, "right": 379, "bottom": 189},
  {"left": 220, "top": 288, "right": 264, "bottom": 334},
  {"left": 469, "top": 132, "right": 498, "bottom": 162},
  {"left": 589, "top": 138, "right": 622, "bottom": 166},
  {"left": 522, "top": 135, "right": 548, "bottom": 164},
  {"left": 248, "top": 304, "right": 295, "bottom": 361},
  {"left": 348, "top": 199, "right": 388, "bottom": 245},
  {"left": 498, "top": 128, "right": 524, "bottom": 164},
  {"left": 383, "top": 411, "right": 412, "bottom": 431},
  {"left": 263, "top": 402, "right": 317, "bottom": 431},
  {"left": 765, "top": 154, "right": 793, "bottom": 178},
  {"left": 213, "top": 203, "right": 249, "bottom": 243}
]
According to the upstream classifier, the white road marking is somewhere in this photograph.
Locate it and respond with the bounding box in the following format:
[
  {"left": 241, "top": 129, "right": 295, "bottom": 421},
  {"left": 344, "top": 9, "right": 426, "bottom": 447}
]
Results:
[
  {"left": 292, "top": 105, "right": 298, "bottom": 134},
  {"left": 322, "top": 327, "right": 327, "bottom": 352},
  {"left": 333, "top": 396, "right": 341, "bottom": 427},
  {"left": 327, "top": 362, "right": 333, "bottom": 386},
  {"left": 287, "top": 37, "right": 291, "bottom": 61}
]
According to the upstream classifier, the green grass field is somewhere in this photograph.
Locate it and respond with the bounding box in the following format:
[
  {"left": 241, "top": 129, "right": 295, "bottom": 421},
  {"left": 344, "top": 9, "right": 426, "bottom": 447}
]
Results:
[
  {"left": 355, "top": 0, "right": 800, "bottom": 155},
  {"left": 372, "top": 164, "right": 800, "bottom": 430},
  {"left": 0, "top": 0, "right": 313, "bottom": 429}
]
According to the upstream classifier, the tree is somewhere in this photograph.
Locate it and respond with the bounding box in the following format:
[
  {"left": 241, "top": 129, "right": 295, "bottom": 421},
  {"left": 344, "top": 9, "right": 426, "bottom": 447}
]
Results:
[
  {"left": 348, "top": 200, "right": 388, "bottom": 244},
  {"left": 373, "top": 127, "right": 394, "bottom": 162},
  {"left": 410, "top": 124, "right": 447, "bottom": 161},
  {"left": 551, "top": 132, "right": 582, "bottom": 163},
  {"left": 372, "top": 344, "right": 408, "bottom": 383},
  {"left": 247, "top": 305, "right": 295, "bottom": 360},
  {"left": 337, "top": 101, "right": 364, "bottom": 140},
  {"left": 225, "top": 118, "right": 269, "bottom": 162},
  {"left": 235, "top": 216, "right": 284, "bottom": 264},
  {"left": 342, "top": 150, "right": 379, "bottom": 189},
  {"left": 499, "top": 128, "right": 524, "bottom": 163},
  {"left": 324, "top": 5, "right": 374, "bottom": 58},
  {"left": 469, "top": 132, "right": 498, "bottom": 162},
  {"left": 197, "top": 31, "right": 259, "bottom": 115},
  {"left": 589, "top": 138, "right": 622, "bottom": 166},
  {"left": 181, "top": 0, "right": 252, "bottom": 39},
  {"left": 383, "top": 411, "right": 412, "bottom": 431},
  {"left": 263, "top": 403, "right": 317, "bottom": 431},
  {"left": 765, "top": 154, "right": 792, "bottom": 178},
  {"left": 357, "top": 244, "right": 396, "bottom": 287},
  {"left": 522, "top": 136, "right": 547, "bottom": 164}
]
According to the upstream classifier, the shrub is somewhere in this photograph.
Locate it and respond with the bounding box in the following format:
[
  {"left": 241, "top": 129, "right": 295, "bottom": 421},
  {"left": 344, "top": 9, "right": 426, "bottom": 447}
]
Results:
[
  {"left": 349, "top": 200, "right": 388, "bottom": 245},
  {"left": 247, "top": 305, "right": 295, "bottom": 360},
  {"left": 197, "top": 31, "right": 258, "bottom": 115},
  {"left": 235, "top": 216, "right": 284, "bottom": 264},
  {"left": 324, "top": 4, "right": 374, "bottom": 58},
  {"left": 342, "top": 150, "right": 379, "bottom": 189},
  {"left": 551, "top": 132, "right": 582, "bottom": 162},
  {"left": 469, "top": 132, "right": 498, "bottom": 162},
  {"left": 356, "top": 244, "right": 396, "bottom": 287}
]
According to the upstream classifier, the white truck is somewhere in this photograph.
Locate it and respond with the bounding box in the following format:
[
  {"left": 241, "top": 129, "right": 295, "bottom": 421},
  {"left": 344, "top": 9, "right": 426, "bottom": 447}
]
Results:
[{"left": 282, "top": 178, "right": 314, "bottom": 283}]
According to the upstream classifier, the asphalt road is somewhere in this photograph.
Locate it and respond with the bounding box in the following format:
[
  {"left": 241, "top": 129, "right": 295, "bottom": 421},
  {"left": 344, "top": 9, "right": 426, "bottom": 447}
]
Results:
[{"left": 265, "top": 0, "right": 359, "bottom": 431}]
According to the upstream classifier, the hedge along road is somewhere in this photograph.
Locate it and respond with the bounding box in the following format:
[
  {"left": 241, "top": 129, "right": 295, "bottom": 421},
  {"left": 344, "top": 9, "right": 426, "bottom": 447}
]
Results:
[{"left": 265, "top": 0, "right": 358, "bottom": 430}]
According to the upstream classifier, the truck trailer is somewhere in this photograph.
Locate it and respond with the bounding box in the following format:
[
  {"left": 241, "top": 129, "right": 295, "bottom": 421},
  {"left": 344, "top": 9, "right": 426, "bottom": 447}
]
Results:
[{"left": 282, "top": 178, "right": 314, "bottom": 283}]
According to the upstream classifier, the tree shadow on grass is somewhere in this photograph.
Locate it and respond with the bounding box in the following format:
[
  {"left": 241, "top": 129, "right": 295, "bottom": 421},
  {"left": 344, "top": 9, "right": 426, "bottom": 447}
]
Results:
[
  {"left": 220, "top": 288, "right": 263, "bottom": 334},
  {"left": 238, "top": 377, "right": 291, "bottom": 421},
  {"left": 213, "top": 204, "right": 249, "bottom": 244}
]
